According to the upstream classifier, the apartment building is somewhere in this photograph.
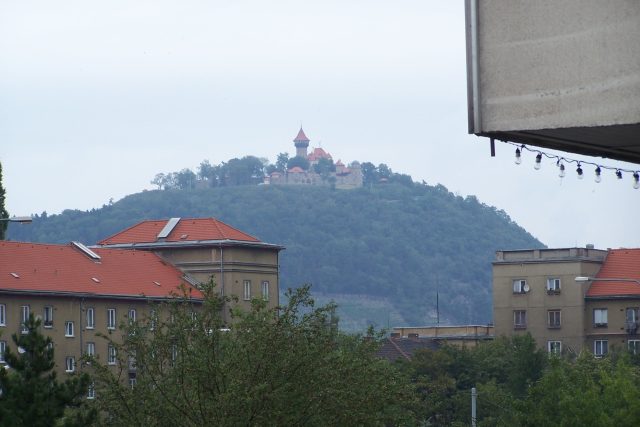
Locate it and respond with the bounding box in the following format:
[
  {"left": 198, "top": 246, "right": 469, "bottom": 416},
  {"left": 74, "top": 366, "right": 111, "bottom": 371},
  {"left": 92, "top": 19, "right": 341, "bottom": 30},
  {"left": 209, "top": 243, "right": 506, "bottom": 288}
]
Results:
[
  {"left": 0, "top": 240, "right": 203, "bottom": 379},
  {"left": 493, "top": 247, "right": 607, "bottom": 354},
  {"left": 0, "top": 217, "right": 284, "bottom": 377},
  {"left": 584, "top": 249, "right": 640, "bottom": 356}
]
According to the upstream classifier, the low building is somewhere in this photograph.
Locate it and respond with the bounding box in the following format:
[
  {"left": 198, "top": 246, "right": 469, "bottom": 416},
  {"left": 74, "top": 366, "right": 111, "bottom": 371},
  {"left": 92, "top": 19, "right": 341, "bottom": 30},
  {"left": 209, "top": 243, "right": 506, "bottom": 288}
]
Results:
[{"left": 392, "top": 325, "right": 494, "bottom": 348}]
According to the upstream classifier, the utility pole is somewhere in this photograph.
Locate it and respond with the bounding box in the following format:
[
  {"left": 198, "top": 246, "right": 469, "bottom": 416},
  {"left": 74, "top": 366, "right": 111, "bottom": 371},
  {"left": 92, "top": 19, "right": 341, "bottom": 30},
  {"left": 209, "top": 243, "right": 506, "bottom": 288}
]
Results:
[{"left": 471, "top": 387, "right": 477, "bottom": 427}]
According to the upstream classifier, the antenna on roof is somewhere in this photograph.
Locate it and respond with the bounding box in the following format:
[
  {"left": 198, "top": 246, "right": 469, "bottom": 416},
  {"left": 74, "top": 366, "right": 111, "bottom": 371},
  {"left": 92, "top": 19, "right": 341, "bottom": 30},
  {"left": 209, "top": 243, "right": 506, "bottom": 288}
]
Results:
[
  {"left": 157, "top": 218, "right": 181, "bottom": 240},
  {"left": 71, "top": 241, "right": 101, "bottom": 261}
]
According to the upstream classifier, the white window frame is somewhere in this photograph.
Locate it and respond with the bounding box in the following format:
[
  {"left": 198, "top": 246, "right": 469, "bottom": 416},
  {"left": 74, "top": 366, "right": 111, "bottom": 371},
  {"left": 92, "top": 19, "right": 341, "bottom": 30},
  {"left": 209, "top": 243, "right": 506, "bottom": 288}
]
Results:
[
  {"left": 43, "top": 306, "right": 53, "bottom": 328},
  {"left": 261, "top": 281, "right": 269, "bottom": 301},
  {"left": 65, "top": 321, "right": 75, "bottom": 337},
  {"left": 593, "top": 308, "right": 608, "bottom": 327},
  {"left": 86, "top": 307, "right": 95, "bottom": 329},
  {"left": 0, "top": 340, "right": 6, "bottom": 363},
  {"left": 243, "top": 280, "right": 251, "bottom": 301},
  {"left": 548, "top": 310, "right": 561, "bottom": 329},
  {"left": 546, "top": 278, "right": 561, "bottom": 293},
  {"left": 0, "top": 304, "right": 6, "bottom": 327},
  {"left": 86, "top": 342, "right": 95, "bottom": 358},
  {"left": 626, "top": 307, "right": 639, "bottom": 323},
  {"left": 628, "top": 340, "right": 640, "bottom": 355},
  {"left": 512, "top": 279, "right": 527, "bottom": 294},
  {"left": 20, "top": 305, "right": 30, "bottom": 334},
  {"left": 65, "top": 356, "right": 76, "bottom": 373},
  {"left": 594, "top": 340, "right": 608, "bottom": 357},
  {"left": 128, "top": 309, "right": 136, "bottom": 323},
  {"left": 513, "top": 310, "right": 527, "bottom": 329},
  {"left": 87, "top": 383, "right": 96, "bottom": 400},
  {"left": 149, "top": 309, "right": 157, "bottom": 331},
  {"left": 108, "top": 344, "right": 117, "bottom": 365},
  {"left": 548, "top": 341, "right": 562, "bottom": 355},
  {"left": 107, "top": 308, "right": 116, "bottom": 330}
]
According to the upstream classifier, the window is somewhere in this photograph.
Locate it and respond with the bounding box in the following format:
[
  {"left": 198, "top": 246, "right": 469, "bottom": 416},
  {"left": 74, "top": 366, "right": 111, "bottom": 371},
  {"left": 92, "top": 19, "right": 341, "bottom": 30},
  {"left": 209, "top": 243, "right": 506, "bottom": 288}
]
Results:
[
  {"left": 0, "top": 304, "right": 6, "bottom": 326},
  {"left": 43, "top": 306, "right": 53, "bottom": 328},
  {"left": 20, "top": 305, "right": 29, "bottom": 334},
  {"left": 0, "top": 340, "right": 6, "bottom": 363},
  {"left": 548, "top": 310, "right": 561, "bottom": 329},
  {"left": 86, "top": 307, "right": 95, "bottom": 329},
  {"left": 513, "top": 310, "right": 527, "bottom": 329},
  {"left": 594, "top": 340, "right": 608, "bottom": 357},
  {"left": 548, "top": 341, "right": 562, "bottom": 355},
  {"left": 243, "top": 280, "right": 251, "bottom": 300},
  {"left": 593, "top": 308, "right": 608, "bottom": 327},
  {"left": 261, "top": 281, "right": 269, "bottom": 301},
  {"left": 629, "top": 340, "right": 640, "bottom": 355},
  {"left": 512, "top": 279, "right": 527, "bottom": 294},
  {"left": 546, "top": 278, "right": 561, "bottom": 293},
  {"left": 129, "top": 373, "right": 137, "bottom": 389},
  {"left": 626, "top": 307, "right": 639, "bottom": 322},
  {"left": 108, "top": 344, "right": 117, "bottom": 365},
  {"left": 86, "top": 342, "right": 95, "bottom": 358},
  {"left": 128, "top": 352, "right": 136, "bottom": 371},
  {"left": 65, "top": 356, "right": 75, "bottom": 373},
  {"left": 87, "top": 383, "right": 96, "bottom": 400},
  {"left": 149, "top": 309, "right": 157, "bottom": 331},
  {"left": 65, "top": 321, "right": 75, "bottom": 337},
  {"left": 128, "top": 309, "right": 136, "bottom": 323},
  {"left": 107, "top": 308, "right": 116, "bottom": 330}
]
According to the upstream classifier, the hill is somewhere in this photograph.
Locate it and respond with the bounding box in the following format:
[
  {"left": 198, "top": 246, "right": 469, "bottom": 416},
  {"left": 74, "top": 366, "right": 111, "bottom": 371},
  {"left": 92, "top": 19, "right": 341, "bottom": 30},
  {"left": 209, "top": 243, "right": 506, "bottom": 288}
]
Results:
[{"left": 7, "top": 183, "right": 543, "bottom": 331}]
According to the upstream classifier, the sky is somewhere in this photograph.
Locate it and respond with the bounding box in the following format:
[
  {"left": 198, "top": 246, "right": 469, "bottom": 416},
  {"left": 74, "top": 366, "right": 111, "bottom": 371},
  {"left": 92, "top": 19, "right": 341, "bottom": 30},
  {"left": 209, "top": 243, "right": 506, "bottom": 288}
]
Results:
[{"left": 1, "top": 0, "right": 639, "bottom": 250}]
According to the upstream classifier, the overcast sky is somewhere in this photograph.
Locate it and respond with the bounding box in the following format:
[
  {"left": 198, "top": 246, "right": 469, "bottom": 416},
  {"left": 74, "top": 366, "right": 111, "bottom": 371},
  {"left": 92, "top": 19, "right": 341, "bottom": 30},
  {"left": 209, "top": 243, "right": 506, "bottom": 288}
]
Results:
[{"left": 1, "top": 1, "right": 638, "bottom": 250}]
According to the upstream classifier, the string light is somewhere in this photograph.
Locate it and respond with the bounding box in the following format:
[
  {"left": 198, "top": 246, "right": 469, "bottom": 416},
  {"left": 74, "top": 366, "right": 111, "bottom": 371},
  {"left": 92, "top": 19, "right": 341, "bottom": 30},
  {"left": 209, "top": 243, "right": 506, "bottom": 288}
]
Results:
[
  {"left": 557, "top": 160, "right": 565, "bottom": 178},
  {"left": 497, "top": 140, "right": 639, "bottom": 186}
]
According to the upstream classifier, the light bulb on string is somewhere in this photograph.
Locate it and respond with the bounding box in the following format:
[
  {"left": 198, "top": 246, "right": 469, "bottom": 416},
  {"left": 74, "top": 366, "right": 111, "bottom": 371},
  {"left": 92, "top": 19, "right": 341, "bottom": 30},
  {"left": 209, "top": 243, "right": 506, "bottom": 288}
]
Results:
[
  {"left": 576, "top": 163, "right": 583, "bottom": 179},
  {"left": 515, "top": 147, "right": 522, "bottom": 165},
  {"left": 534, "top": 153, "right": 542, "bottom": 170},
  {"left": 616, "top": 170, "right": 623, "bottom": 180},
  {"left": 595, "top": 166, "right": 602, "bottom": 183},
  {"left": 634, "top": 172, "right": 640, "bottom": 189},
  {"left": 557, "top": 160, "right": 565, "bottom": 178}
]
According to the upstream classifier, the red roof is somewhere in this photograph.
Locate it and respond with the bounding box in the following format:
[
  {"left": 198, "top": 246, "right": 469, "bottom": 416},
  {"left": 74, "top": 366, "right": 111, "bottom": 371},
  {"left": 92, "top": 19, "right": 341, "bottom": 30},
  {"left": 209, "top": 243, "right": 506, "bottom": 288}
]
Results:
[
  {"left": 307, "top": 147, "right": 332, "bottom": 162},
  {"left": 99, "top": 218, "right": 260, "bottom": 245},
  {"left": 293, "top": 127, "right": 310, "bottom": 142},
  {"left": 288, "top": 166, "right": 305, "bottom": 173},
  {"left": 0, "top": 241, "right": 202, "bottom": 299},
  {"left": 586, "top": 249, "right": 640, "bottom": 297}
]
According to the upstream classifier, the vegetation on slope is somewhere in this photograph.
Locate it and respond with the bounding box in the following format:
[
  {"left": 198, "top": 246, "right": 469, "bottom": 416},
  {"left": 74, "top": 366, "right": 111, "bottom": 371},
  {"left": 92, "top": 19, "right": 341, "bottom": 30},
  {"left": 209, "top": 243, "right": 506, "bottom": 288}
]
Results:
[{"left": 8, "top": 182, "right": 542, "bottom": 330}]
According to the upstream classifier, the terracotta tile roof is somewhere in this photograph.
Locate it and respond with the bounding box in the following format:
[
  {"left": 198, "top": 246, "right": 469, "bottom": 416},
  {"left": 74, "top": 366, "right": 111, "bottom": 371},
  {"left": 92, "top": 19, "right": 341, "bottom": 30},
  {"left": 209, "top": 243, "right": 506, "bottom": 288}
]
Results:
[
  {"left": 99, "top": 218, "right": 260, "bottom": 245},
  {"left": 307, "top": 147, "right": 332, "bottom": 162},
  {"left": 586, "top": 248, "right": 640, "bottom": 297},
  {"left": 293, "top": 127, "right": 310, "bottom": 142},
  {"left": 288, "top": 166, "right": 305, "bottom": 173},
  {"left": 0, "top": 241, "right": 202, "bottom": 299}
]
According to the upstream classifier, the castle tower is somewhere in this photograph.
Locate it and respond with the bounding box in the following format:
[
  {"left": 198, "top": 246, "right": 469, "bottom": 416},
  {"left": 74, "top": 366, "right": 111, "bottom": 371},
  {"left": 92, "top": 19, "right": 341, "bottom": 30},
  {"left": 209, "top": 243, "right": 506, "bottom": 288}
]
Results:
[{"left": 293, "top": 127, "right": 310, "bottom": 158}]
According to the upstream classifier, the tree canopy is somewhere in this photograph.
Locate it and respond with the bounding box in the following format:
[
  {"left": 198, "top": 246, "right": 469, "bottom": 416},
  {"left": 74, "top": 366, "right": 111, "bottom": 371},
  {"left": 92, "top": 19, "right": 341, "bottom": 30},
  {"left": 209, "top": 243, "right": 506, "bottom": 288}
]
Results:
[{"left": 88, "top": 283, "right": 415, "bottom": 426}]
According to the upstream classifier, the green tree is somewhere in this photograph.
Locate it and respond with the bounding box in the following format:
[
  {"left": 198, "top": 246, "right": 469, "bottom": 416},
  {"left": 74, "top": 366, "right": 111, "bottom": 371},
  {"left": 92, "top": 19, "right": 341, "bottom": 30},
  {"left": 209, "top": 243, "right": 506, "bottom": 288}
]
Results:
[
  {"left": 89, "top": 283, "right": 415, "bottom": 426},
  {"left": 275, "top": 152, "right": 289, "bottom": 172},
  {"left": 0, "top": 161, "right": 8, "bottom": 240},
  {"left": 0, "top": 314, "right": 95, "bottom": 426}
]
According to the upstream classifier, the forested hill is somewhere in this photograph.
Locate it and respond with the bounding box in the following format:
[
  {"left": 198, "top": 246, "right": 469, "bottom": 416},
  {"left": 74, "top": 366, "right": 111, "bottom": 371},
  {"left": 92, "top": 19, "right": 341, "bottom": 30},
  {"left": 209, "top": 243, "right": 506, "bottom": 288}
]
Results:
[{"left": 7, "top": 183, "right": 543, "bottom": 331}]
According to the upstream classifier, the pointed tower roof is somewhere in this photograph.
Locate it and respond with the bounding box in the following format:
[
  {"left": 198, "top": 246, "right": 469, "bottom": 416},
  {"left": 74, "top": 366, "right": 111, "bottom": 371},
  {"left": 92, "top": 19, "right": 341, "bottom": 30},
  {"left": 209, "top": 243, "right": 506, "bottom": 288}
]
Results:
[{"left": 293, "top": 127, "right": 310, "bottom": 143}]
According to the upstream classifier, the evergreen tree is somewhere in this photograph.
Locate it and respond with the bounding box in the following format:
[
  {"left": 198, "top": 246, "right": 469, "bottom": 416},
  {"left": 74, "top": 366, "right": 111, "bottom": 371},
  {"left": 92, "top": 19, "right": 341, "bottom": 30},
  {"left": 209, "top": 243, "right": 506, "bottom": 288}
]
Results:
[
  {"left": 0, "top": 161, "right": 8, "bottom": 240},
  {"left": 0, "top": 314, "right": 95, "bottom": 426}
]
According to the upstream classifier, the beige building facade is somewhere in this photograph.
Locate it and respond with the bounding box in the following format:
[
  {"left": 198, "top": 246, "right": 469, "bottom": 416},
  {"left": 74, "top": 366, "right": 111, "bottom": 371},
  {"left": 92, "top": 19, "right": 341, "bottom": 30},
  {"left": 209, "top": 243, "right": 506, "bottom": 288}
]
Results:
[{"left": 493, "top": 247, "right": 606, "bottom": 354}]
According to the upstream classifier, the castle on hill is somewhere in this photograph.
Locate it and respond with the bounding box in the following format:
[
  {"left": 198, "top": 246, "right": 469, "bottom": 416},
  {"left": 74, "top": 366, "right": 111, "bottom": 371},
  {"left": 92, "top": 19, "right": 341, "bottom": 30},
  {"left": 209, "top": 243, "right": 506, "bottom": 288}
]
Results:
[{"left": 266, "top": 128, "right": 363, "bottom": 189}]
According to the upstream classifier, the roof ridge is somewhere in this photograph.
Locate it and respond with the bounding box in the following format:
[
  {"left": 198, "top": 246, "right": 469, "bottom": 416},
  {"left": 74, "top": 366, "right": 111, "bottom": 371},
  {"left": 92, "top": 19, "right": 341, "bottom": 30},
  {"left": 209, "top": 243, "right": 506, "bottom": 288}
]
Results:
[{"left": 98, "top": 219, "right": 162, "bottom": 244}]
